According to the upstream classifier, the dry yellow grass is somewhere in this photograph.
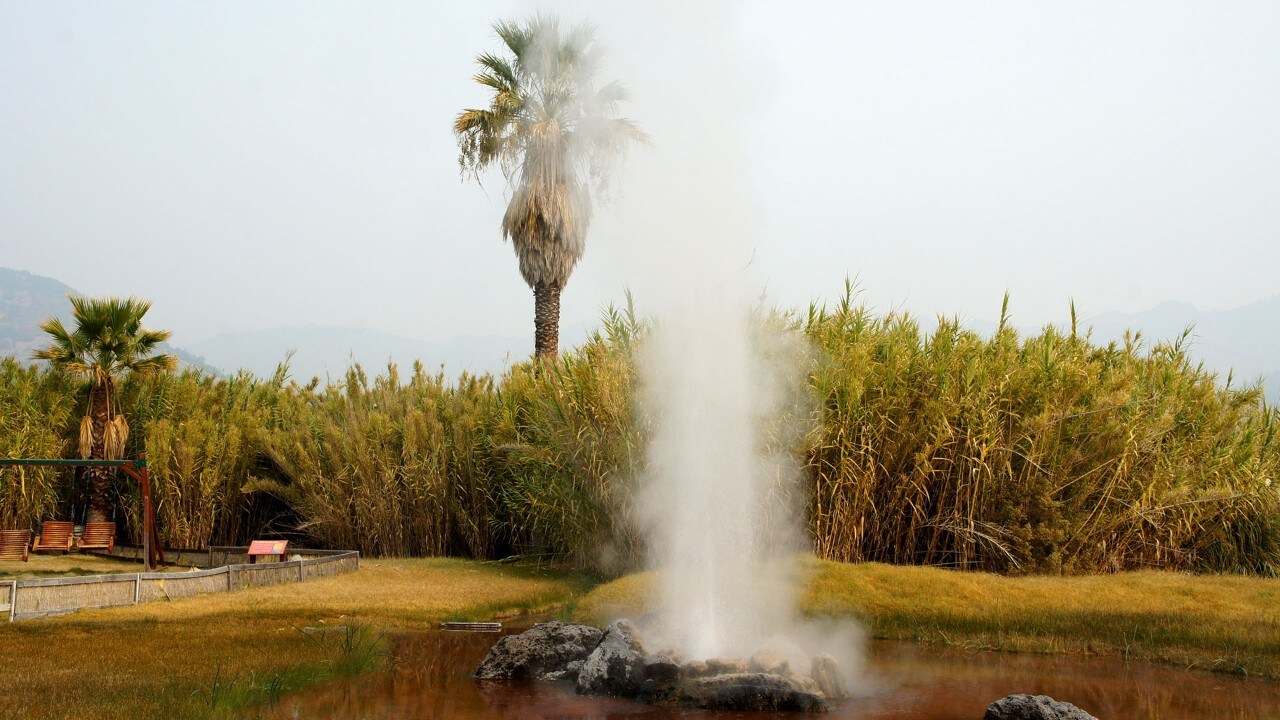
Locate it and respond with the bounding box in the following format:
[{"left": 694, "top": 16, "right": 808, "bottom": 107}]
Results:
[
  {"left": 0, "top": 558, "right": 586, "bottom": 720},
  {"left": 576, "top": 558, "right": 1280, "bottom": 679},
  {"left": 0, "top": 552, "right": 184, "bottom": 579}
]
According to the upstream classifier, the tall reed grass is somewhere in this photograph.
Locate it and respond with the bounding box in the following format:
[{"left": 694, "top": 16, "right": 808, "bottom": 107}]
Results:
[
  {"left": 120, "top": 369, "right": 288, "bottom": 548},
  {"left": 804, "top": 286, "right": 1280, "bottom": 574},
  {"left": 251, "top": 362, "right": 497, "bottom": 558},
  {"left": 486, "top": 303, "right": 646, "bottom": 570},
  {"left": 1, "top": 290, "right": 1276, "bottom": 576},
  {"left": 0, "top": 358, "right": 77, "bottom": 528}
]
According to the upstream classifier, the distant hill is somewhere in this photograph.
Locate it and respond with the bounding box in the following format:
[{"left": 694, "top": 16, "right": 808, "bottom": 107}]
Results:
[
  {"left": 0, "top": 267, "right": 218, "bottom": 373},
  {"left": 0, "top": 266, "right": 576, "bottom": 382},
  {"left": 957, "top": 296, "right": 1279, "bottom": 402},
  {"left": 0, "top": 267, "right": 77, "bottom": 359},
  {"left": 185, "top": 322, "right": 590, "bottom": 383},
  {"left": 1085, "top": 296, "right": 1279, "bottom": 401},
  {"left": 4, "top": 266, "right": 1274, "bottom": 399}
]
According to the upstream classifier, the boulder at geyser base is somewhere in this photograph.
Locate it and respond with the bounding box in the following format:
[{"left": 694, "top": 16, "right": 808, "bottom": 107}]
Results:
[
  {"left": 576, "top": 619, "right": 648, "bottom": 696},
  {"left": 810, "top": 653, "right": 850, "bottom": 700},
  {"left": 474, "top": 618, "right": 836, "bottom": 713},
  {"left": 985, "top": 694, "right": 1099, "bottom": 720},
  {"left": 650, "top": 672, "right": 829, "bottom": 712},
  {"left": 473, "top": 621, "right": 602, "bottom": 682}
]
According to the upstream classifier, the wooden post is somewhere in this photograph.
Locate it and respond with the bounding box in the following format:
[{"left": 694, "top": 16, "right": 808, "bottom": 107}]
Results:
[
  {"left": 3, "top": 580, "right": 15, "bottom": 622},
  {"left": 122, "top": 455, "right": 163, "bottom": 571},
  {"left": 139, "top": 461, "right": 152, "bottom": 572},
  {"left": 141, "top": 455, "right": 158, "bottom": 571}
]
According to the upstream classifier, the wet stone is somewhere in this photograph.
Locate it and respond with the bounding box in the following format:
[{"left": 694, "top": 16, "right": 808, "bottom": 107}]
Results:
[
  {"left": 785, "top": 670, "right": 823, "bottom": 697},
  {"left": 474, "top": 621, "right": 603, "bottom": 681},
  {"left": 985, "top": 694, "right": 1100, "bottom": 720},
  {"left": 750, "top": 649, "right": 790, "bottom": 675},
  {"left": 643, "top": 654, "right": 682, "bottom": 684},
  {"left": 671, "top": 672, "right": 830, "bottom": 712},
  {"left": 682, "top": 659, "right": 710, "bottom": 678},
  {"left": 706, "top": 657, "right": 749, "bottom": 675},
  {"left": 811, "top": 653, "right": 850, "bottom": 700},
  {"left": 576, "top": 619, "right": 648, "bottom": 697}
]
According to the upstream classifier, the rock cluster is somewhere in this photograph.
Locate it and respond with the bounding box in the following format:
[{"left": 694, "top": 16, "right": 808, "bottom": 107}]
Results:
[
  {"left": 475, "top": 619, "right": 834, "bottom": 712},
  {"left": 475, "top": 622, "right": 1100, "bottom": 718},
  {"left": 473, "top": 621, "right": 602, "bottom": 682},
  {"left": 984, "top": 694, "right": 1099, "bottom": 720}
]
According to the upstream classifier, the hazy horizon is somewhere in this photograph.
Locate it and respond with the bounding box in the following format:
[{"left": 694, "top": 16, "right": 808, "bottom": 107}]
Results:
[{"left": 3, "top": 1, "right": 1278, "bottom": 354}]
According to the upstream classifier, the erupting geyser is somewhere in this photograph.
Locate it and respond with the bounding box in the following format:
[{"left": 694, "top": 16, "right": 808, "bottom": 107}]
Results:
[
  {"left": 637, "top": 288, "right": 805, "bottom": 662},
  {"left": 476, "top": 2, "right": 862, "bottom": 711}
]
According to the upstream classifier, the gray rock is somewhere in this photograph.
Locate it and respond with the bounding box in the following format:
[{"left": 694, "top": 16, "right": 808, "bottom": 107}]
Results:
[
  {"left": 750, "top": 649, "right": 790, "bottom": 675},
  {"left": 810, "top": 653, "right": 849, "bottom": 700},
  {"left": 474, "top": 621, "right": 603, "bottom": 681},
  {"left": 576, "top": 619, "right": 648, "bottom": 696},
  {"left": 784, "top": 670, "right": 823, "bottom": 697},
  {"left": 669, "top": 672, "right": 829, "bottom": 712},
  {"left": 643, "top": 654, "right": 682, "bottom": 684},
  {"left": 706, "top": 657, "right": 749, "bottom": 675},
  {"left": 682, "top": 659, "right": 710, "bottom": 678},
  {"left": 985, "top": 694, "right": 1099, "bottom": 720}
]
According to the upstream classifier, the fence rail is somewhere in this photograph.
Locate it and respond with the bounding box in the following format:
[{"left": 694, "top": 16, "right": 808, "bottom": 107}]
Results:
[{"left": 4, "top": 551, "right": 360, "bottom": 622}]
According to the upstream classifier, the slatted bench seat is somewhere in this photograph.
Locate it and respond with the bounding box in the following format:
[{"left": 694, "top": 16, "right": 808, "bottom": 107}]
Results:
[
  {"left": 31, "top": 521, "right": 74, "bottom": 554},
  {"left": 77, "top": 522, "right": 116, "bottom": 553},
  {"left": 0, "top": 529, "right": 31, "bottom": 562}
]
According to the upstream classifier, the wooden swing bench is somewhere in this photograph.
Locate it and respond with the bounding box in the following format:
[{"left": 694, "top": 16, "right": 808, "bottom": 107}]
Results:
[
  {"left": 31, "top": 521, "right": 74, "bottom": 554},
  {"left": 0, "top": 529, "right": 31, "bottom": 562},
  {"left": 77, "top": 522, "right": 116, "bottom": 553}
]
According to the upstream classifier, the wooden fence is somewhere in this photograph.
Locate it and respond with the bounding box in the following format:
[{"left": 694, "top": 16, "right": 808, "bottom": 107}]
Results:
[{"left": 3, "top": 550, "right": 360, "bottom": 622}]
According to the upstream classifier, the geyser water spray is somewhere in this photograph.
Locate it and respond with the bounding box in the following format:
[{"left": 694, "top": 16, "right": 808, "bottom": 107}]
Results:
[{"left": 638, "top": 289, "right": 807, "bottom": 660}]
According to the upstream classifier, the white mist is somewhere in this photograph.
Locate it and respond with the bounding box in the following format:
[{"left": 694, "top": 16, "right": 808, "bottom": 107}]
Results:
[
  {"left": 638, "top": 288, "right": 804, "bottom": 661},
  {"left": 574, "top": 0, "right": 865, "bottom": 679}
]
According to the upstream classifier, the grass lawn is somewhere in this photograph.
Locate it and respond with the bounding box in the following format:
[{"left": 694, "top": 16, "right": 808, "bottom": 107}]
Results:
[
  {"left": 576, "top": 558, "right": 1280, "bottom": 680},
  {"left": 0, "top": 558, "right": 590, "bottom": 720},
  {"left": 6, "top": 556, "right": 1278, "bottom": 719}
]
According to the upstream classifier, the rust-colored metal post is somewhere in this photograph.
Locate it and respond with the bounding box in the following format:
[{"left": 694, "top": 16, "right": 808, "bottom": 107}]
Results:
[
  {"left": 122, "top": 455, "right": 162, "bottom": 571},
  {"left": 137, "top": 454, "right": 163, "bottom": 570}
]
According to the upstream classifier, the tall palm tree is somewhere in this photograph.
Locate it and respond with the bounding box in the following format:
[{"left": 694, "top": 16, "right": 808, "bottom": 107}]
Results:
[
  {"left": 33, "top": 295, "right": 175, "bottom": 524},
  {"left": 455, "top": 15, "right": 646, "bottom": 359}
]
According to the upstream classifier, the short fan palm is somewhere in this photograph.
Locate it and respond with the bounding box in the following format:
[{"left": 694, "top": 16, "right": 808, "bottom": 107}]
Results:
[
  {"left": 455, "top": 15, "right": 646, "bottom": 359},
  {"left": 34, "top": 295, "right": 175, "bottom": 524}
]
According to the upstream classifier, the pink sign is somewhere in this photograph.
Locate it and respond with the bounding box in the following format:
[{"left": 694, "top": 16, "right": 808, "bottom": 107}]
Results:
[{"left": 248, "top": 540, "right": 288, "bottom": 555}]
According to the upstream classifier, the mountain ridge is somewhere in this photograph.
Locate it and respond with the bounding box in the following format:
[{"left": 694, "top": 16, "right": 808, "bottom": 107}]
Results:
[
  {"left": 2, "top": 266, "right": 1275, "bottom": 398},
  {"left": 0, "top": 267, "right": 217, "bottom": 373}
]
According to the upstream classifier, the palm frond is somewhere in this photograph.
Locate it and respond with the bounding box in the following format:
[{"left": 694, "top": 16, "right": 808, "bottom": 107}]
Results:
[
  {"left": 129, "top": 354, "right": 178, "bottom": 376},
  {"left": 457, "top": 12, "right": 645, "bottom": 331}
]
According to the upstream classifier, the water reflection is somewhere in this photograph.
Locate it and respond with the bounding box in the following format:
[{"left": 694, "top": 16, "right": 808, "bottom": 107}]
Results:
[{"left": 245, "top": 629, "right": 1280, "bottom": 719}]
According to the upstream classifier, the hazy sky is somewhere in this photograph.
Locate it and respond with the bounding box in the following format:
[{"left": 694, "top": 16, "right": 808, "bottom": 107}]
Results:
[{"left": 2, "top": 1, "right": 1278, "bottom": 349}]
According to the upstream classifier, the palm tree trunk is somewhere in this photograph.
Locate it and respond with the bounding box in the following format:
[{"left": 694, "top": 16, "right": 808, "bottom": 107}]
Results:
[
  {"left": 533, "top": 282, "right": 561, "bottom": 359},
  {"left": 85, "top": 378, "right": 113, "bottom": 524}
]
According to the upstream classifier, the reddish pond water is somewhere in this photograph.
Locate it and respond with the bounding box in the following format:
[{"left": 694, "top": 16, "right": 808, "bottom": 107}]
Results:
[{"left": 245, "top": 629, "right": 1280, "bottom": 719}]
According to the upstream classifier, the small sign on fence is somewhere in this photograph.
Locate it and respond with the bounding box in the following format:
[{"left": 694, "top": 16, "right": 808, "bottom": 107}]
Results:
[{"left": 247, "top": 540, "right": 288, "bottom": 563}]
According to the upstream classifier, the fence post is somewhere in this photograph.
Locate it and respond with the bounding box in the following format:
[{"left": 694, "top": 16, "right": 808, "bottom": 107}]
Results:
[
  {"left": 4, "top": 581, "right": 16, "bottom": 622},
  {"left": 227, "top": 565, "right": 234, "bottom": 591},
  {"left": 134, "top": 573, "right": 141, "bottom": 604}
]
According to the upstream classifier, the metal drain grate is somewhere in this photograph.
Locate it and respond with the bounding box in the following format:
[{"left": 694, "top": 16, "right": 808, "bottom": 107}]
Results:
[{"left": 439, "top": 621, "right": 502, "bottom": 632}]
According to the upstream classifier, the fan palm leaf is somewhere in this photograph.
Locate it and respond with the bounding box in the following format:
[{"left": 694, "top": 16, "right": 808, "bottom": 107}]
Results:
[
  {"left": 455, "top": 13, "right": 646, "bottom": 358},
  {"left": 33, "top": 294, "right": 176, "bottom": 522}
]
